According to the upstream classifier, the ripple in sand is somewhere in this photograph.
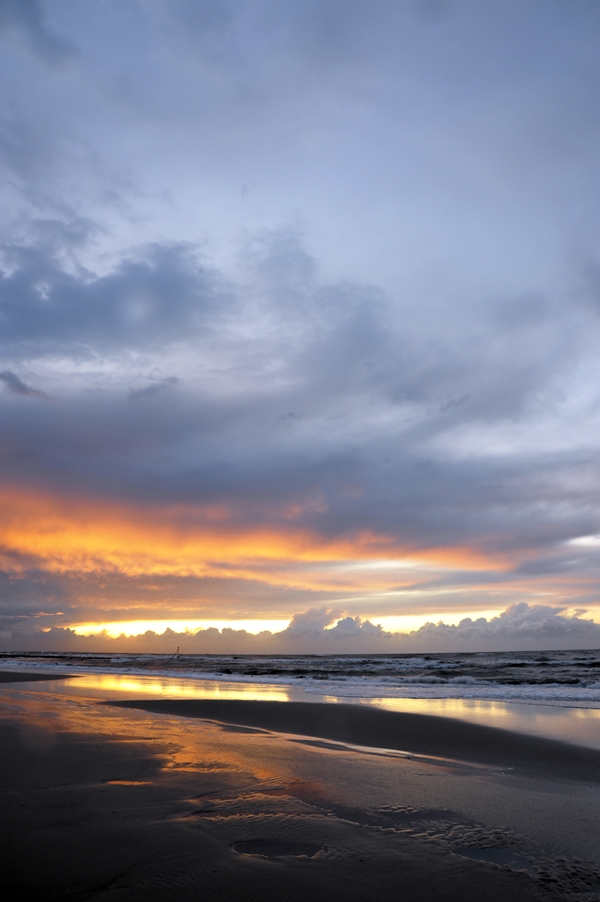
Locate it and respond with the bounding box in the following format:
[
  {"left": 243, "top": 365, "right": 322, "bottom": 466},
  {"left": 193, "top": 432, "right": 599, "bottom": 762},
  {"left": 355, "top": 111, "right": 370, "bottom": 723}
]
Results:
[
  {"left": 232, "top": 839, "right": 323, "bottom": 858},
  {"left": 104, "top": 779, "right": 151, "bottom": 785}
]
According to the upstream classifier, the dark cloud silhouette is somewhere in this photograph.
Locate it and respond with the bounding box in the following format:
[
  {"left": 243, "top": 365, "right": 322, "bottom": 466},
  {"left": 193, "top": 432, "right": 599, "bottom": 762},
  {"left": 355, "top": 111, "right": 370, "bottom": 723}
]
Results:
[
  {"left": 409, "top": 603, "right": 600, "bottom": 651},
  {"left": 277, "top": 603, "right": 600, "bottom": 652},
  {"left": 2, "top": 604, "right": 598, "bottom": 654},
  {"left": 0, "top": 369, "right": 47, "bottom": 398}
]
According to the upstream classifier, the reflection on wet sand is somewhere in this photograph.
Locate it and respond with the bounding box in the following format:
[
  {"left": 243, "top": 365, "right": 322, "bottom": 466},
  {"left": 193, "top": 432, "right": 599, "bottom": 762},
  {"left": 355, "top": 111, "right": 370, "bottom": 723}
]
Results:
[
  {"left": 2, "top": 678, "right": 600, "bottom": 900},
  {"left": 62, "top": 672, "right": 293, "bottom": 702},
  {"left": 360, "top": 695, "right": 600, "bottom": 750},
  {"left": 39, "top": 671, "right": 600, "bottom": 750}
]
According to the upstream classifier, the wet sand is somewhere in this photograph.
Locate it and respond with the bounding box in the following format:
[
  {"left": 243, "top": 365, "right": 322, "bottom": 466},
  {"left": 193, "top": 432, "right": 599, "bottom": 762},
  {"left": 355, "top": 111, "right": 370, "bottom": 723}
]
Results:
[
  {"left": 110, "top": 697, "right": 600, "bottom": 783},
  {"left": 1, "top": 672, "right": 600, "bottom": 900},
  {"left": 0, "top": 670, "right": 74, "bottom": 683}
]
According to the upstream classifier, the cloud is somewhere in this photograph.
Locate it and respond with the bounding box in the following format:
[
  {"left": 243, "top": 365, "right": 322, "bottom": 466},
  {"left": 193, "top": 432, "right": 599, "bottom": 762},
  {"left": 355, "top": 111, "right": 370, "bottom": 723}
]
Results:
[
  {"left": 0, "top": 3, "right": 600, "bottom": 641},
  {"left": 129, "top": 377, "right": 180, "bottom": 401},
  {"left": 0, "top": 369, "right": 47, "bottom": 398},
  {"left": 0, "top": 0, "right": 75, "bottom": 66},
  {"left": 1, "top": 486, "right": 494, "bottom": 596},
  {"left": 0, "top": 243, "right": 231, "bottom": 355},
  {"left": 285, "top": 607, "right": 343, "bottom": 636},
  {"left": 2, "top": 604, "right": 599, "bottom": 654},
  {"left": 281, "top": 603, "right": 600, "bottom": 652},
  {"left": 409, "top": 603, "right": 600, "bottom": 651},
  {"left": 285, "top": 607, "right": 387, "bottom": 642},
  {"left": 0, "top": 228, "right": 599, "bottom": 631}
]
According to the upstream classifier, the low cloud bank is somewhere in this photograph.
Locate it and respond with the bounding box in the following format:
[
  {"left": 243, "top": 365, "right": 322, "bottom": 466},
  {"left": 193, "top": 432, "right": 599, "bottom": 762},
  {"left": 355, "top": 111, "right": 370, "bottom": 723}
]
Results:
[{"left": 2, "top": 603, "right": 599, "bottom": 654}]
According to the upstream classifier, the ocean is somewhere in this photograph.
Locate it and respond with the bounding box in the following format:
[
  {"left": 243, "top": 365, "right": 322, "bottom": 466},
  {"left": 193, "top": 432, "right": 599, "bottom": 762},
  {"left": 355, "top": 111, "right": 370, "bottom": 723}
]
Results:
[{"left": 3, "top": 647, "right": 600, "bottom": 705}]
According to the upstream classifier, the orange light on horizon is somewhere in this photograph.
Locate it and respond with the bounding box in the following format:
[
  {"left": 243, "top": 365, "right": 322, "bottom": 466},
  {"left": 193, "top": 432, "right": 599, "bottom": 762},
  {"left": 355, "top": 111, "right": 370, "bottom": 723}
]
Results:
[{"left": 0, "top": 485, "right": 510, "bottom": 593}]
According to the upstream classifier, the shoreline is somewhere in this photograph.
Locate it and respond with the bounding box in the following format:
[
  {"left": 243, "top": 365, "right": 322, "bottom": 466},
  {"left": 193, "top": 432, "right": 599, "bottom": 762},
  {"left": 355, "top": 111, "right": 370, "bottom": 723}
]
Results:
[
  {"left": 2, "top": 677, "right": 600, "bottom": 899},
  {"left": 5, "top": 667, "right": 600, "bottom": 756}
]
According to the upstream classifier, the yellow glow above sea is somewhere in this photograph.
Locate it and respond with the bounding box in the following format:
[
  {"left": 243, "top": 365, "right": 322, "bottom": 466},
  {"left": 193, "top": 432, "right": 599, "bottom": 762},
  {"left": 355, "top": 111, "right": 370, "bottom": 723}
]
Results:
[
  {"left": 69, "top": 609, "right": 509, "bottom": 638},
  {"left": 64, "top": 606, "right": 600, "bottom": 639},
  {"left": 70, "top": 619, "right": 292, "bottom": 637}
]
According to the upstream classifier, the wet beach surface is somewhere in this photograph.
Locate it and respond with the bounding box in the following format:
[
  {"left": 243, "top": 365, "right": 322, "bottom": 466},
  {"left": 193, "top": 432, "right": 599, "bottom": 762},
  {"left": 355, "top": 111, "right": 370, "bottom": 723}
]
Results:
[
  {"left": 110, "top": 696, "right": 600, "bottom": 783},
  {"left": 1, "top": 672, "right": 600, "bottom": 901}
]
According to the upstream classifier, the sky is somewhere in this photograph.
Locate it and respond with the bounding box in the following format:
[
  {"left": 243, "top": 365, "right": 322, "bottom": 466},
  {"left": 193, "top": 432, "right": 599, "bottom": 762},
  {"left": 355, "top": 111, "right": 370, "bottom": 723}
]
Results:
[{"left": 1, "top": 0, "right": 600, "bottom": 652}]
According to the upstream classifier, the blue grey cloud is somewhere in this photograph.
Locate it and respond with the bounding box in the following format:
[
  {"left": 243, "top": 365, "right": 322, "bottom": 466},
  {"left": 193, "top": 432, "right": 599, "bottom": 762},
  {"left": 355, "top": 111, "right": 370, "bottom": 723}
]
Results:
[
  {"left": 0, "top": 242, "right": 231, "bottom": 353},
  {"left": 0, "top": 369, "right": 47, "bottom": 398},
  {"left": 129, "top": 377, "right": 180, "bottom": 402},
  {"left": 0, "top": 2, "right": 600, "bottom": 643},
  {"left": 0, "top": 0, "right": 74, "bottom": 65}
]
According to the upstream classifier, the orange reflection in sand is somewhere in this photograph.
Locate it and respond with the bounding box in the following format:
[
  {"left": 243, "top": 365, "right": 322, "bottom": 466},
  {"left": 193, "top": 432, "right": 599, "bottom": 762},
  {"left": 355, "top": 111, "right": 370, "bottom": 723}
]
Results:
[
  {"left": 6, "top": 672, "right": 600, "bottom": 751},
  {"left": 348, "top": 695, "right": 600, "bottom": 749},
  {"left": 0, "top": 486, "right": 504, "bottom": 594},
  {"left": 61, "top": 673, "right": 292, "bottom": 702}
]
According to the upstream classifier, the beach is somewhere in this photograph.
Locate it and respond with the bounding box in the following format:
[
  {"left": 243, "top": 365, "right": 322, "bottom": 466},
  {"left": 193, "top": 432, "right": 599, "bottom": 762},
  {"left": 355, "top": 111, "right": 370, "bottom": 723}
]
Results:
[
  {"left": 1, "top": 671, "right": 600, "bottom": 900},
  {"left": 3, "top": 1, "right": 600, "bottom": 894}
]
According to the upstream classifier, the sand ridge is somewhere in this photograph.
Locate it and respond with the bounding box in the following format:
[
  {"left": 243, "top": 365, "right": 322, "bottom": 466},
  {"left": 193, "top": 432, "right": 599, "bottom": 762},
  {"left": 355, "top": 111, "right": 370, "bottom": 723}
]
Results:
[{"left": 108, "top": 697, "right": 600, "bottom": 784}]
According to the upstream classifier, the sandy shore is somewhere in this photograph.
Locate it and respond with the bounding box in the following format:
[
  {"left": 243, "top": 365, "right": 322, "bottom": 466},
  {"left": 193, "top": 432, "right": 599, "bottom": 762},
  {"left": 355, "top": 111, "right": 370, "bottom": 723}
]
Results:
[
  {"left": 110, "top": 697, "right": 600, "bottom": 783},
  {"left": 0, "top": 670, "right": 74, "bottom": 683},
  {"left": 2, "top": 672, "right": 600, "bottom": 900}
]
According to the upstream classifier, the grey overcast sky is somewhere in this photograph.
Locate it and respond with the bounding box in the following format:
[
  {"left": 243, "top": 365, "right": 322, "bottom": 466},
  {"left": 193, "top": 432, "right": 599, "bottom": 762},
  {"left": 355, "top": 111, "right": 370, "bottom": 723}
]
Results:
[{"left": 2, "top": 0, "right": 600, "bottom": 651}]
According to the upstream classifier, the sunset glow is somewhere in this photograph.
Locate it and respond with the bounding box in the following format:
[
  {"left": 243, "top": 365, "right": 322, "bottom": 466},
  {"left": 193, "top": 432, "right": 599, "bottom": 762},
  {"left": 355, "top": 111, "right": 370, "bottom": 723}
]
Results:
[
  {"left": 1, "top": 1, "right": 600, "bottom": 653},
  {"left": 0, "top": 487, "right": 505, "bottom": 591},
  {"left": 71, "top": 619, "right": 291, "bottom": 638}
]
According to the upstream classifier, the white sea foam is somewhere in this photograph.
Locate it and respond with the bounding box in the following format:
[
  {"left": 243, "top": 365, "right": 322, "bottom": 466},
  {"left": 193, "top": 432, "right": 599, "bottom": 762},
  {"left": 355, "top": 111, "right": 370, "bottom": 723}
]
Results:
[{"left": 3, "top": 648, "right": 600, "bottom": 705}]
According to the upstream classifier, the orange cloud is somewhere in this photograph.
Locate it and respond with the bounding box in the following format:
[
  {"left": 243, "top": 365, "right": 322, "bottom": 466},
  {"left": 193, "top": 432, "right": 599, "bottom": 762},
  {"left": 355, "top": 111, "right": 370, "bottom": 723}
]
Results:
[{"left": 0, "top": 486, "right": 506, "bottom": 592}]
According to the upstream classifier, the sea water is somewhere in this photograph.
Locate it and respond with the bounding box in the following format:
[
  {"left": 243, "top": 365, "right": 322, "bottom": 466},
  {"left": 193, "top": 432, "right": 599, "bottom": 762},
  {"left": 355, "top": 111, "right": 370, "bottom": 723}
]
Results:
[
  {"left": 3, "top": 648, "right": 600, "bottom": 748},
  {"left": 2, "top": 648, "right": 600, "bottom": 704}
]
